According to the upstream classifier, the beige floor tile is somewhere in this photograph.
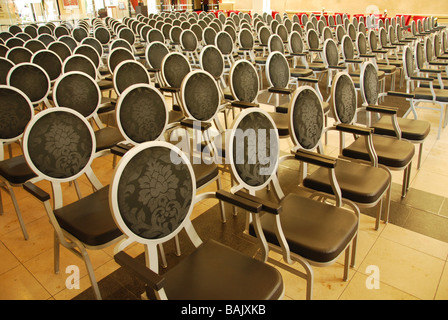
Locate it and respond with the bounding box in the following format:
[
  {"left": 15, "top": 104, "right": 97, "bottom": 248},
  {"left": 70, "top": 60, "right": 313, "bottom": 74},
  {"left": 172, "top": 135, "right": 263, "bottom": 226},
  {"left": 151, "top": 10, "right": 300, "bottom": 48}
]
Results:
[
  {"left": 381, "top": 223, "right": 448, "bottom": 260},
  {"left": 340, "top": 271, "right": 419, "bottom": 300},
  {"left": 411, "top": 169, "right": 448, "bottom": 198},
  {"left": 0, "top": 264, "right": 51, "bottom": 300},
  {"left": 435, "top": 262, "right": 448, "bottom": 300},
  {"left": 359, "top": 237, "right": 445, "bottom": 300},
  {"left": 0, "top": 240, "right": 20, "bottom": 275}
]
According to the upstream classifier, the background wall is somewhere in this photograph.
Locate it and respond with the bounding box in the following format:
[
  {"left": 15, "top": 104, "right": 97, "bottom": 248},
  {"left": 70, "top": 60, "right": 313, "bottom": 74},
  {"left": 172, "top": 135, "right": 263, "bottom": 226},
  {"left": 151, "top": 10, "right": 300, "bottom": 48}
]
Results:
[{"left": 233, "top": 0, "right": 448, "bottom": 18}]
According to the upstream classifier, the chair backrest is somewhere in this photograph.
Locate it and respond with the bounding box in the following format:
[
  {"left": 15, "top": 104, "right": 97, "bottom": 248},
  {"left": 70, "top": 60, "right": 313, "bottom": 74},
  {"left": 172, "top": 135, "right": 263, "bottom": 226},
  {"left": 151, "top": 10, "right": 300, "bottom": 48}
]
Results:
[
  {"left": 58, "top": 35, "right": 77, "bottom": 52},
  {"left": 109, "top": 141, "right": 197, "bottom": 272},
  {"left": 258, "top": 26, "right": 271, "bottom": 46},
  {"left": 360, "top": 61, "right": 379, "bottom": 106},
  {"left": 170, "top": 26, "right": 182, "bottom": 44},
  {"left": 6, "top": 46, "right": 33, "bottom": 64},
  {"left": 160, "top": 52, "right": 191, "bottom": 89},
  {"left": 368, "top": 30, "right": 378, "bottom": 51},
  {"left": 23, "top": 107, "right": 96, "bottom": 189},
  {"left": 0, "top": 85, "right": 34, "bottom": 147},
  {"left": 24, "top": 39, "right": 46, "bottom": 53},
  {"left": 81, "top": 37, "right": 103, "bottom": 58},
  {"left": 323, "top": 38, "right": 339, "bottom": 67},
  {"left": 94, "top": 26, "right": 111, "bottom": 45},
  {"left": 113, "top": 60, "right": 150, "bottom": 96},
  {"left": 199, "top": 44, "right": 224, "bottom": 80},
  {"left": 107, "top": 47, "right": 135, "bottom": 74},
  {"left": 379, "top": 27, "right": 388, "bottom": 48},
  {"left": 7, "top": 62, "right": 51, "bottom": 105},
  {"left": 227, "top": 108, "right": 279, "bottom": 190},
  {"left": 73, "top": 44, "right": 101, "bottom": 69},
  {"left": 62, "top": 54, "right": 97, "bottom": 79},
  {"left": 268, "top": 34, "right": 284, "bottom": 54},
  {"left": 347, "top": 23, "right": 356, "bottom": 41},
  {"left": 72, "top": 26, "right": 88, "bottom": 43},
  {"left": 288, "top": 31, "right": 304, "bottom": 54},
  {"left": 215, "top": 31, "right": 234, "bottom": 56},
  {"left": 341, "top": 35, "right": 355, "bottom": 60},
  {"left": 147, "top": 28, "right": 165, "bottom": 44},
  {"left": 52, "top": 71, "right": 100, "bottom": 119},
  {"left": 238, "top": 28, "right": 254, "bottom": 50},
  {"left": 180, "top": 70, "right": 220, "bottom": 122},
  {"left": 424, "top": 37, "right": 434, "bottom": 63},
  {"left": 415, "top": 42, "right": 425, "bottom": 71},
  {"left": 191, "top": 24, "right": 203, "bottom": 43},
  {"left": 356, "top": 32, "right": 368, "bottom": 55},
  {"left": 31, "top": 49, "right": 63, "bottom": 82},
  {"left": 48, "top": 41, "right": 72, "bottom": 62},
  {"left": 289, "top": 86, "right": 324, "bottom": 151},
  {"left": 331, "top": 72, "right": 357, "bottom": 124},
  {"left": 5, "top": 37, "right": 25, "bottom": 49},
  {"left": 307, "top": 28, "right": 320, "bottom": 50},
  {"left": 322, "top": 26, "right": 333, "bottom": 41},
  {"left": 276, "top": 24, "right": 288, "bottom": 42},
  {"left": 145, "top": 41, "right": 169, "bottom": 71},
  {"left": 116, "top": 84, "right": 168, "bottom": 144},
  {"left": 229, "top": 59, "right": 259, "bottom": 103},
  {"left": 180, "top": 29, "right": 198, "bottom": 52},
  {"left": 0, "top": 57, "right": 14, "bottom": 84},
  {"left": 403, "top": 46, "right": 415, "bottom": 78},
  {"left": 336, "top": 24, "right": 346, "bottom": 44},
  {"left": 203, "top": 27, "right": 217, "bottom": 46},
  {"left": 118, "top": 27, "right": 136, "bottom": 47},
  {"left": 265, "top": 51, "right": 290, "bottom": 89}
]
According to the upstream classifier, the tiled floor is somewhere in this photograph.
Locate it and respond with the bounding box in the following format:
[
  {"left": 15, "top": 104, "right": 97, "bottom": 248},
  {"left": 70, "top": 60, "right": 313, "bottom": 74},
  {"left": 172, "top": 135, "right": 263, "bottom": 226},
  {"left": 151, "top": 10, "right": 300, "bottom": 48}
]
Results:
[{"left": 1, "top": 86, "right": 448, "bottom": 300}]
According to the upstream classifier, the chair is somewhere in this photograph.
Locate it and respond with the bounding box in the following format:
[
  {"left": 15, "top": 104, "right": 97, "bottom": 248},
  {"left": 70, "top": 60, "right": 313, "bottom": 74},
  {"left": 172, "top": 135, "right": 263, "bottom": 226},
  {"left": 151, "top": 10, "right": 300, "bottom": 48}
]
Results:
[
  {"left": 144, "top": 41, "right": 169, "bottom": 88},
  {"left": 111, "top": 140, "right": 284, "bottom": 300},
  {"left": 22, "top": 107, "right": 125, "bottom": 300},
  {"left": 6, "top": 46, "right": 33, "bottom": 64},
  {"left": 396, "top": 45, "right": 448, "bottom": 139},
  {"left": 222, "top": 107, "right": 359, "bottom": 300},
  {"left": 180, "top": 29, "right": 199, "bottom": 65},
  {"left": 7, "top": 62, "right": 51, "bottom": 109},
  {"left": 31, "top": 49, "right": 63, "bottom": 84},
  {"left": 361, "top": 61, "right": 430, "bottom": 169},
  {"left": 48, "top": 41, "right": 72, "bottom": 62},
  {"left": 52, "top": 71, "right": 124, "bottom": 160},
  {"left": 107, "top": 47, "right": 136, "bottom": 75},
  {"left": 0, "top": 85, "right": 36, "bottom": 240},
  {"left": 112, "top": 60, "right": 150, "bottom": 96},
  {"left": 285, "top": 85, "right": 391, "bottom": 230},
  {"left": 0, "top": 57, "right": 14, "bottom": 84},
  {"left": 332, "top": 72, "right": 415, "bottom": 198}
]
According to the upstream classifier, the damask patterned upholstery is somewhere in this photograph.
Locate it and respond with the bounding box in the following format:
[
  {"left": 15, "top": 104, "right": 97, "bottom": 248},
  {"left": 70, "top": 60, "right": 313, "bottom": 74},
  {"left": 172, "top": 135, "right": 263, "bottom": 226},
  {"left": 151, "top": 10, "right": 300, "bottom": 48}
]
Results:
[
  {"left": 203, "top": 27, "right": 216, "bottom": 46},
  {"left": 161, "top": 52, "right": 191, "bottom": 88},
  {"left": 48, "top": 41, "right": 72, "bottom": 62},
  {"left": 239, "top": 29, "right": 254, "bottom": 50},
  {"left": 230, "top": 60, "right": 259, "bottom": 102},
  {"left": 145, "top": 41, "right": 169, "bottom": 70},
  {"left": 290, "top": 87, "right": 324, "bottom": 150},
  {"left": 289, "top": 31, "right": 304, "bottom": 54},
  {"left": 230, "top": 110, "right": 279, "bottom": 187},
  {"left": 108, "top": 47, "right": 135, "bottom": 73},
  {"left": 7, "top": 63, "right": 50, "bottom": 104},
  {"left": 200, "top": 45, "right": 224, "bottom": 79},
  {"left": 94, "top": 27, "right": 111, "bottom": 45},
  {"left": 31, "top": 50, "right": 62, "bottom": 82},
  {"left": 362, "top": 62, "right": 379, "bottom": 105},
  {"left": 0, "top": 57, "right": 14, "bottom": 85},
  {"left": 215, "top": 31, "right": 233, "bottom": 55},
  {"left": 118, "top": 27, "right": 135, "bottom": 46},
  {"left": 267, "top": 51, "right": 289, "bottom": 88},
  {"left": 117, "top": 85, "right": 168, "bottom": 143},
  {"left": 268, "top": 34, "right": 284, "bottom": 54},
  {"left": 24, "top": 39, "right": 46, "bottom": 53},
  {"left": 332, "top": 73, "right": 357, "bottom": 124},
  {"left": 25, "top": 109, "right": 94, "bottom": 179},
  {"left": 182, "top": 71, "right": 220, "bottom": 121},
  {"left": 180, "top": 29, "right": 197, "bottom": 51},
  {"left": 72, "top": 27, "right": 88, "bottom": 43},
  {"left": 147, "top": 28, "right": 165, "bottom": 44},
  {"left": 63, "top": 54, "right": 97, "bottom": 79},
  {"left": 324, "top": 39, "right": 339, "bottom": 66},
  {"left": 53, "top": 72, "right": 100, "bottom": 117},
  {"left": 0, "top": 85, "right": 33, "bottom": 140},
  {"left": 115, "top": 145, "right": 193, "bottom": 239},
  {"left": 114, "top": 60, "right": 150, "bottom": 95},
  {"left": 74, "top": 44, "right": 100, "bottom": 68},
  {"left": 6, "top": 47, "right": 32, "bottom": 64}
]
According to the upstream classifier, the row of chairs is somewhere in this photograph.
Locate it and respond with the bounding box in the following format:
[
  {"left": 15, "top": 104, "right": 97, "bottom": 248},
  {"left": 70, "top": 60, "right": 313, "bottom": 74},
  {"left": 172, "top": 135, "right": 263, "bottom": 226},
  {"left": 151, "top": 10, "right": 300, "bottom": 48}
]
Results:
[{"left": 0, "top": 11, "right": 443, "bottom": 300}]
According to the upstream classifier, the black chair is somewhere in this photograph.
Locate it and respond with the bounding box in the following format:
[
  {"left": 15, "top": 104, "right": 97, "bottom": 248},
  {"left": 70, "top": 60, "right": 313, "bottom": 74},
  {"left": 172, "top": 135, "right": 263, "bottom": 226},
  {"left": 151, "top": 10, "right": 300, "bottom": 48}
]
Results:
[
  {"left": 6, "top": 46, "right": 33, "bottom": 64},
  {"left": 179, "top": 29, "right": 199, "bottom": 66},
  {"left": 144, "top": 41, "right": 169, "bottom": 88},
  {"left": 31, "top": 49, "right": 63, "bottom": 84},
  {"left": 112, "top": 60, "right": 150, "bottom": 96},
  {"left": 0, "top": 85, "right": 36, "bottom": 240},
  {"left": 52, "top": 71, "right": 124, "bottom": 160},
  {"left": 361, "top": 61, "right": 430, "bottom": 169},
  {"left": 0, "top": 57, "right": 14, "bottom": 84},
  {"left": 332, "top": 72, "right": 415, "bottom": 198},
  {"left": 221, "top": 107, "right": 359, "bottom": 300},
  {"left": 21, "top": 107, "right": 125, "bottom": 299},
  {"left": 48, "top": 41, "right": 72, "bottom": 62},
  {"left": 112, "top": 140, "right": 284, "bottom": 300},
  {"left": 7, "top": 62, "right": 51, "bottom": 109}
]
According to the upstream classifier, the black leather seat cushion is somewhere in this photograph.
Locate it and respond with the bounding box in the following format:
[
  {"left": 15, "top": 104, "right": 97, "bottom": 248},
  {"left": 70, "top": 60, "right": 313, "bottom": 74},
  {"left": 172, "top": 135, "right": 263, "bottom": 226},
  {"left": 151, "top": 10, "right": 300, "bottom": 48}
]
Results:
[
  {"left": 307, "top": 62, "right": 326, "bottom": 72},
  {"left": 162, "top": 239, "right": 284, "bottom": 300},
  {"left": 54, "top": 185, "right": 122, "bottom": 246},
  {"left": 378, "top": 64, "right": 396, "bottom": 74},
  {"left": 95, "top": 126, "right": 124, "bottom": 151},
  {"left": 304, "top": 159, "right": 390, "bottom": 204},
  {"left": 168, "top": 110, "right": 185, "bottom": 124},
  {"left": 98, "top": 79, "right": 114, "bottom": 91},
  {"left": 268, "top": 112, "right": 289, "bottom": 136},
  {"left": 290, "top": 68, "right": 314, "bottom": 77},
  {"left": 250, "top": 193, "right": 358, "bottom": 263},
  {"left": 342, "top": 135, "right": 415, "bottom": 168},
  {"left": 414, "top": 87, "right": 448, "bottom": 102},
  {"left": 0, "top": 155, "right": 37, "bottom": 184},
  {"left": 371, "top": 116, "right": 431, "bottom": 141},
  {"left": 191, "top": 161, "right": 219, "bottom": 189}
]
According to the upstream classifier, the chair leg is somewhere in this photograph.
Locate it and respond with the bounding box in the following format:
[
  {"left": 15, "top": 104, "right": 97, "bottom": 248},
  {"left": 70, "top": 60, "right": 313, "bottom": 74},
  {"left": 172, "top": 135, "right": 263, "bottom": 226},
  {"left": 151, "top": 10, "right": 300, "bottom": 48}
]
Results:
[
  {"left": 54, "top": 232, "right": 60, "bottom": 274},
  {"left": 80, "top": 246, "right": 102, "bottom": 300},
  {"left": 7, "top": 184, "right": 29, "bottom": 240},
  {"left": 351, "top": 235, "right": 357, "bottom": 268},
  {"left": 343, "top": 245, "right": 351, "bottom": 281},
  {"left": 375, "top": 199, "right": 383, "bottom": 231},
  {"left": 216, "top": 177, "right": 227, "bottom": 223}
]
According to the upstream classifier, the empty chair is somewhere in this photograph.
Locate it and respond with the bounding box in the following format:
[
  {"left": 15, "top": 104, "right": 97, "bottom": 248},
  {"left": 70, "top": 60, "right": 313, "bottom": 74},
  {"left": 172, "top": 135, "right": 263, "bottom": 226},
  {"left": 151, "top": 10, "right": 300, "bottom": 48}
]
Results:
[
  {"left": 113, "top": 60, "right": 150, "bottom": 96},
  {"left": 112, "top": 140, "right": 284, "bottom": 300},
  {"left": 7, "top": 62, "right": 51, "bottom": 109},
  {"left": 179, "top": 29, "right": 199, "bottom": 65},
  {"left": 52, "top": 71, "right": 124, "bottom": 159},
  {"left": 31, "top": 49, "right": 63, "bottom": 83},
  {"left": 6, "top": 46, "right": 33, "bottom": 64},
  {"left": 21, "top": 107, "right": 125, "bottom": 299},
  {"left": 221, "top": 107, "right": 359, "bottom": 300},
  {"left": 0, "top": 85, "right": 36, "bottom": 240}
]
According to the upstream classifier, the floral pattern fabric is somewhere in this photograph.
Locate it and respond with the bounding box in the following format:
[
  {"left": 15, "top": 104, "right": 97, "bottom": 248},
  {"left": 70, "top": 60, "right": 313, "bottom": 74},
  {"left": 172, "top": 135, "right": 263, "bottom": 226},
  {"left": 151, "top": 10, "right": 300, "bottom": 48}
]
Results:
[{"left": 117, "top": 146, "right": 193, "bottom": 239}]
